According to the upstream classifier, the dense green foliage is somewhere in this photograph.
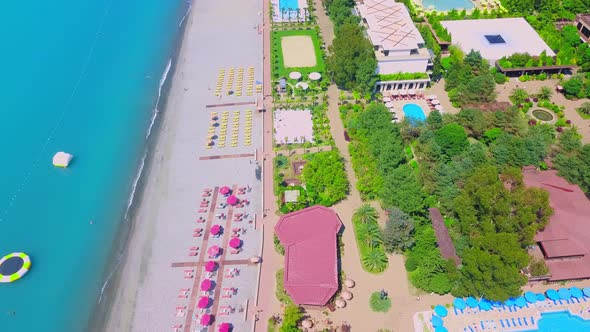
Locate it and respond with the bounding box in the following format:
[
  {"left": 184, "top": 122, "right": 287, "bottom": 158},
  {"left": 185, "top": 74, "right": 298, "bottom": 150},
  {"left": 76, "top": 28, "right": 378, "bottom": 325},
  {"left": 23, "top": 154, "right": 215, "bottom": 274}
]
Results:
[
  {"left": 276, "top": 269, "right": 294, "bottom": 305},
  {"left": 445, "top": 49, "right": 497, "bottom": 106},
  {"left": 383, "top": 208, "right": 416, "bottom": 253},
  {"left": 369, "top": 291, "right": 392, "bottom": 312},
  {"left": 302, "top": 150, "right": 349, "bottom": 206},
  {"left": 280, "top": 305, "right": 303, "bottom": 332},
  {"left": 562, "top": 73, "right": 590, "bottom": 99},
  {"left": 352, "top": 205, "right": 389, "bottom": 273},
  {"left": 497, "top": 51, "right": 566, "bottom": 68},
  {"left": 554, "top": 128, "right": 590, "bottom": 193},
  {"left": 378, "top": 72, "right": 429, "bottom": 81}
]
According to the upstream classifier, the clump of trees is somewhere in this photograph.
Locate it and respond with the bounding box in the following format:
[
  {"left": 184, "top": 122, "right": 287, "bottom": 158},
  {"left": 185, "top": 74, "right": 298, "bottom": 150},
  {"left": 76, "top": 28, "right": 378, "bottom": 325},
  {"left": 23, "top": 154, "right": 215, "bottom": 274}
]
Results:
[
  {"left": 302, "top": 150, "right": 349, "bottom": 206},
  {"left": 445, "top": 48, "right": 497, "bottom": 106},
  {"left": 352, "top": 204, "right": 389, "bottom": 273},
  {"left": 561, "top": 73, "right": 590, "bottom": 99},
  {"left": 554, "top": 128, "right": 590, "bottom": 193}
]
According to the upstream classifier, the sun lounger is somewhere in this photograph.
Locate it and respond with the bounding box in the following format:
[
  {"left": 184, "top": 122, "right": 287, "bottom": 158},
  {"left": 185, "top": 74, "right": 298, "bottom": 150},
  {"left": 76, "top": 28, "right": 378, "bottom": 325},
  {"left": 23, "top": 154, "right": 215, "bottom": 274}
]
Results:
[
  {"left": 512, "top": 318, "right": 517, "bottom": 326},
  {"left": 518, "top": 318, "right": 522, "bottom": 326},
  {"left": 531, "top": 316, "right": 535, "bottom": 324},
  {"left": 523, "top": 317, "right": 528, "bottom": 325},
  {"left": 500, "top": 320, "right": 505, "bottom": 328},
  {"left": 198, "top": 209, "right": 208, "bottom": 213},
  {"left": 188, "top": 251, "right": 198, "bottom": 256},
  {"left": 480, "top": 321, "right": 485, "bottom": 329},
  {"left": 193, "top": 233, "right": 202, "bottom": 237}
]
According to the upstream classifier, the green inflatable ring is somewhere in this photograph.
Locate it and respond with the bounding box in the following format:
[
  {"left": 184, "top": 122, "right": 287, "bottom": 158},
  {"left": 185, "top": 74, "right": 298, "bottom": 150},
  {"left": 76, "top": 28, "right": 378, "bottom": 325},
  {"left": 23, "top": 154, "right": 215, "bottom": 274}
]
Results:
[{"left": 0, "top": 252, "right": 31, "bottom": 283}]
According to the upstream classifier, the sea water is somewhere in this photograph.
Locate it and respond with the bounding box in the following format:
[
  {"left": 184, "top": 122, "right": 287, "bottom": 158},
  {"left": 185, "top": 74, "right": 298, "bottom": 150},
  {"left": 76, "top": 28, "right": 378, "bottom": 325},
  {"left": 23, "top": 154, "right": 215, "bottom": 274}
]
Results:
[{"left": 0, "top": 0, "right": 188, "bottom": 330}]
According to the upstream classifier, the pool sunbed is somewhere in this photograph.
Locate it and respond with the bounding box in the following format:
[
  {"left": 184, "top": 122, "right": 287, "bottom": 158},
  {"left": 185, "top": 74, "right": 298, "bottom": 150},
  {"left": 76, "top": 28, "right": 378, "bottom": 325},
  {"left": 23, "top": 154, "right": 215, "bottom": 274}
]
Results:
[
  {"left": 518, "top": 318, "right": 523, "bottom": 326},
  {"left": 506, "top": 319, "right": 511, "bottom": 327},
  {"left": 531, "top": 316, "right": 535, "bottom": 324},
  {"left": 500, "top": 320, "right": 505, "bottom": 328},
  {"left": 480, "top": 321, "right": 485, "bottom": 329},
  {"left": 512, "top": 318, "right": 517, "bottom": 326}
]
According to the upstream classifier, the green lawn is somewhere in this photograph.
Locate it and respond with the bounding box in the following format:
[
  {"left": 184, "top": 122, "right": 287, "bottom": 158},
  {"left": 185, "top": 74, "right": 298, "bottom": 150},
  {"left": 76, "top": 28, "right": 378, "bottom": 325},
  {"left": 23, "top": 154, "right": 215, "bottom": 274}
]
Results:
[{"left": 271, "top": 29, "right": 325, "bottom": 79}]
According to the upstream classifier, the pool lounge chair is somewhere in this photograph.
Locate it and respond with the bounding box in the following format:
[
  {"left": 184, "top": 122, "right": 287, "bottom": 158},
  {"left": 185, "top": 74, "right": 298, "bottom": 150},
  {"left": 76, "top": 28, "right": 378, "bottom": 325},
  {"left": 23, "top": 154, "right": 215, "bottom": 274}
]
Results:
[
  {"left": 518, "top": 318, "right": 523, "bottom": 326},
  {"left": 505, "top": 319, "right": 511, "bottom": 327},
  {"left": 512, "top": 318, "right": 517, "bottom": 326}
]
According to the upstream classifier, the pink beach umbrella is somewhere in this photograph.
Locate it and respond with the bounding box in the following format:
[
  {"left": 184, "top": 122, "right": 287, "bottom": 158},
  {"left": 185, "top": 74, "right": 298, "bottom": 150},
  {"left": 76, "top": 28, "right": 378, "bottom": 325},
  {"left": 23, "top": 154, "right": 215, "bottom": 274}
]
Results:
[
  {"left": 229, "top": 237, "right": 242, "bottom": 249},
  {"left": 219, "top": 186, "right": 231, "bottom": 195},
  {"left": 205, "top": 260, "right": 218, "bottom": 272},
  {"left": 226, "top": 195, "right": 239, "bottom": 206},
  {"left": 218, "top": 323, "right": 232, "bottom": 332},
  {"left": 210, "top": 224, "right": 222, "bottom": 236},
  {"left": 197, "top": 296, "right": 211, "bottom": 309},
  {"left": 200, "top": 279, "right": 213, "bottom": 291},
  {"left": 207, "top": 245, "right": 221, "bottom": 258},
  {"left": 200, "top": 313, "right": 213, "bottom": 326}
]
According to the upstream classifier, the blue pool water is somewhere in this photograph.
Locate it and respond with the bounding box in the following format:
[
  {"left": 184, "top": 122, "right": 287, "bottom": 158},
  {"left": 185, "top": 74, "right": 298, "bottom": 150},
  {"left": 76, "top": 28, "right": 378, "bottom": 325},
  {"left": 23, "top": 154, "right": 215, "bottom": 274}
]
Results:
[
  {"left": 403, "top": 103, "right": 427, "bottom": 122},
  {"left": 422, "top": 0, "right": 475, "bottom": 11},
  {"left": 524, "top": 311, "right": 590, "bottom": 332},
  {"left": 280, "top": 0, "right": 300, "bottom": 10}
]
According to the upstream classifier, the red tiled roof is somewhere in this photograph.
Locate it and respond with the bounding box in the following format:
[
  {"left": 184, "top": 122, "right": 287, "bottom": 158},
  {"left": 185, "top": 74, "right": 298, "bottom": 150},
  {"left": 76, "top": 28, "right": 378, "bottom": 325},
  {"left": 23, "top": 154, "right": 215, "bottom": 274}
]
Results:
[
  {"left": 523, "top": 169, "right": 590, "bottom": 281},
  {"left": 428, "top": 208, "right": 461, "bottom": 265},
  {"left": 275, "top": 206, "right": 342, "bottom": 306}
]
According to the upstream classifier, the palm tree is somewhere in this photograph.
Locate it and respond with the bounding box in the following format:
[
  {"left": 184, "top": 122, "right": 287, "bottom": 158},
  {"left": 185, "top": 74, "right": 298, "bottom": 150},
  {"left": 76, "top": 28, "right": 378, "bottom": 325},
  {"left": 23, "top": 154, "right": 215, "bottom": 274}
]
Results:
[
  {"left": 536, "top": 86, "right": 553, "bottom": 101},
  {"left": 362, "top": 247, "right": 388, "bottom": 273},
  {"left": 357, "top": 222, "right": 383, "bottom": 248},
  {"left": 510, "top": 88, "right": 528, "bottom": 105},
  {"left": 353, "top": 204, "right": 378, "bottom": 224}
]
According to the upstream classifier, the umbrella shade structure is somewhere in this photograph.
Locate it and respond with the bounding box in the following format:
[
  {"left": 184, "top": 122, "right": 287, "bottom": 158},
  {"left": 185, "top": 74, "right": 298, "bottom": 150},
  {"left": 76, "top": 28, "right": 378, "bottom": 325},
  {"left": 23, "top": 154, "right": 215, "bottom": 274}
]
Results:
[
  {"left": 434, "top": 105, "right": 443, "bottom": 111},
  {"left": 435, "top": 327, "right": 448, "bottom": 332},
  {"left": 210, "top": 225, "right": 222, "bottom": 236},
  {"left": 52, "top": 151, "right": 73, "bottom": 168},
  {"left": 344, "top": 279, "right": 355, "bottom": 288},
  {"left": 434, "top": 305, "right": 448, "bottom": 317},
  {"left": 218, "top": 323, "right": 232, "bottom": 332},
  {"left": 536, "top": 293, "right": 546, "bottom": 302},
  {"left": 571, "top": 287, "right": 583, "bottom": 299},
  {"left": 205, "top": 260, "right": 218, "bottom": 272},
  {"left": 408, "top": 89, "right": 416, "bottom": 95},
  {"left": 341, "top": 291, "right": 353, "bottom": 300},
  {"left": 200, "top": 314, "right": 213, "bottom": 326},
  {"left": 431, "top": 315, "right": 443, "bottom": 327},
  {"left": 505, "top": 299, "right": 515, "bottom": 307},
  {"left": 289, "top": 71, "right": 302, "bottom": 80},
  {"left": 208, "top": 245, "right": 221, "bottom": 258},
  {"left": 453, "top": 298, "right": 466, "bottom": 310},
  {"left": 524, "top": 291, "right": 537, "bottom": 303},
  {"left": 385, "top": 102, "right": 394, "bottom": 108},
  {"left": 391, "top": 90, "right": 400, "bottom": 96},
  {"left": 295, "top": 82, "right": 309, "bottom": 90},
  {"left": 226, "top": 195, "right": 239, "bottom": 206},
  {"left": 426, "top": 94, "right": 437, "bottom": 100},
  {"left": 0, "top": 253, "right": 31, "bottom": 283},
  {"left": 584, "top": 288, "right": 590, "bottom": 298},
  {"left": 308, "top": 72, "right": 321, "bottom": 81},
  {"left": 431, "top": 99, "right": 440, "bottom": 105},
  {"left": 198, "top": 296, "right": 211, "bottom": 309},
  {"left": 200, "top": 279, "right": 213, "bottom": 291},
  {"left": 466, "top": 297, "right": 478, "bottom": 308},
  {"left": 515, "top": 297, "right": 526, "bottom": 308},
  {"left": 546, "top": 289, "right": 559, "bottom": 300},
  {"left": 479, "top": 300, "right": 491, "bottom": 311},
  {"left": 383, "top": 97, "right": 391, "bottom": 102},
  {"left": 558, "top": 288, "right": 572, "bottom": 300},
  {"left": 335, "top": 299, "right": 346, "bottom": 308},
  {"left": 399, "top": 90, "right": 408, "bottom": 95},
  {"left": 302, "top": 320, "right": 313, "bottom": 328},
  {"left": 229, "top": 237, "right": 242, "bottom": 249},
  {"left": 219, "top": 186, "right": 231, "bottom": 195}
]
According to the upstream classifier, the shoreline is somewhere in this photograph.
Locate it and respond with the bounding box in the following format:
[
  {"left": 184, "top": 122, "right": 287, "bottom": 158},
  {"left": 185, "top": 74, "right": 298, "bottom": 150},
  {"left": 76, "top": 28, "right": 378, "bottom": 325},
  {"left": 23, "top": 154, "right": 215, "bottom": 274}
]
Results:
[{"left": 88, "top": 3, "right": 194, "bottom": 331}]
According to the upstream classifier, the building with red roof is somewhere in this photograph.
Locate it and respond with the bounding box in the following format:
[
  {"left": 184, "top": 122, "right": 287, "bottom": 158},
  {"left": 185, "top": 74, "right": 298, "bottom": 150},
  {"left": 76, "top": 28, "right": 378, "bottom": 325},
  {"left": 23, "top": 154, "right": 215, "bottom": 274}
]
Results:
[
  {"left": 523, "top": 168, "right": 590, "bottom": 281},
  {"left": 275, "top": 205, "right": 342, "bottom": 306}
]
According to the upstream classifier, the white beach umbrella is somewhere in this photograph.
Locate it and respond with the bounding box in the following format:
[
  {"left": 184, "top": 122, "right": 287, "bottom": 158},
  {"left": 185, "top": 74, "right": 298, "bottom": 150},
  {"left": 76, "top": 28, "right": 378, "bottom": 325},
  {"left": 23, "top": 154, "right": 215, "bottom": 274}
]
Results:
[
  {"left": 295, "top": 82, "right": 309, "bottom": 90},
  {"left": 431, "top": 99, "right": 440, "bottom": 105},
  {"left": 308, "top": 72, "right": 321, "bottom": 81},
  {"left": 426, "top": 94, "right": 436, "bottom": 100},
  {"left": 399, "top": 90, "right": 408, "bottom": 95},
  {"left": 408, "top": 89, "right": 416, "bottom": 95},
  {"left": 344, "top": 279, "right": 355, "bottom": 288},
  {"left": 385, "top": 102, "right": 394, "bottom": 108},
  {"left": 335, "top": 299, "right": 346, "bottom": 308},
  {"left": 435, "top": 104, "right": 443, "bottom": 111},
  {"left": 391, "top": 90, "right": 400, "bottom": 96},
  {"left": 341, "top": 291, "right": 353, "bottom": 300},
  {"left": 383, "top": 97, "right": 391, "bottom": 102},
  {"left": 302, "top": 320, "right": 313, "bottom": 328},
  {"left": 289, "top": 71, "right": 302, "bottom": 80}
]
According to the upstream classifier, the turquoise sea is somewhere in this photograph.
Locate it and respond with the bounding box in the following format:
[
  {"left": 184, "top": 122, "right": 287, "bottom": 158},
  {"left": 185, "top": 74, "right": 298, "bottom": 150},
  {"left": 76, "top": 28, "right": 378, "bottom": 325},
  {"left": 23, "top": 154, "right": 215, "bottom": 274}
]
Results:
[{"left": 0, "top": 0, "right": 188, "bottom": 330}]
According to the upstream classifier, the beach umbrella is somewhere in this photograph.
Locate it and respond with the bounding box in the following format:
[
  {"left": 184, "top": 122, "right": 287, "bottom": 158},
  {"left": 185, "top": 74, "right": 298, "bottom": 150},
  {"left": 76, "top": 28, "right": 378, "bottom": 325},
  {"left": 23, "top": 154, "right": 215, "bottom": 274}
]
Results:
[
  {"left": 335, "top": 299, "right": 346, "bottom": 308},
  {"left": 584, "top": 288, "right": 590, "bottom": 298},
  {"left": 558, "top": 287, "right": 572, "bottom": 300},
  {"left": 289, "top": 71, "right": 302, "bottom": 80},
  {"left": 466, "top": 297, "right": 478, "bottom": 308},
  {"left": 302, "top": 320, "right": 313, "bottom": 328},
  {"left": 479, "top": 300, "right": 491, "bottom": 311},
  {"left": 218, "top": 323, "right": 232, "bottom": 332},
  {"left": 515, "top": 297, "right": 526, "bottom": 308},
  {"left": 546, "top": 289, "right": 559, "bottom": 300},
  {"left": 341, "top": 290, "right": 353, "bottom": 300},
  {"left": 536, "top": 293, "right": 546, "bottom": 302},
  {"left": 207, "top": 245, "right": 221, "bottom": 258},
  {"left": 205, "top": 260, "right": 218, "bottom": 272},
  {"left": 391, "top": 90, "right": 400, "bottom": 96},
  {"left": 408, "top": 89, "right": 416, "bottom": 95},
  {"left": 571, "top": 287, "right": 583, "bottom": 299},
  {"left": 524, "top": 291, "right": 537, "bottom": 303},
  {"left": 385, "top": 102, "right": 394, "bottom": 108},
  {"left": 226, "top": 195, "right": 239, "bottom": 206},
  {"left": 200, "top": 279, "right": 213, "bottom": 291},
  {"left": 200, "top": 314, "right": 213, "bottom": 326},
  {"left": 491, "top": 301, "right": 502, "bottom": 308},
  {"left": 198, "top": 296, "right": 211, "bottom": 309},
  {"left": 210, "top": 225, "right": 222, "bottom": 236},
  {"left": 426, "top": 94, "right": 437, "bottom": 100},
  {"left": 308, "top": 72, "right": 321, "bottom": 81},
  {"left": 434, "top": 327, "right": 448, "bottom": 332},
  {"left": 433, "top": 305, "right": 448, "bottom": 317},
  {"left": 453, "top": 298, "right": 466, "bottom": 310},
  {"left": 219, "top": 186, "right": 231, "bottom": 195},
  {"left": 383, "top": 97, "right": 391, "bottom": 102},
  {"left": 434, "top": 105, "right": 443, "bottom": 111},
  {"left": 431, "top": 315, "right": 443, "bottom": 327},
  {"left": 295, "top": 82, "right": 309, "bottom": 90},
  {"left": 344, "top": 279, "right": 355, "bottom": 288},
  {"left": 504, "top": 298, "right": 515, "bottom": 307},
  {"left": 431, "top": 99, "right": 440, "bottom": 105},
  {"left": 229, "top": 238, "right": 242, "bottom": 249},
  {"left": 399, "top": 90, "right": 408, "bottom": 95}
]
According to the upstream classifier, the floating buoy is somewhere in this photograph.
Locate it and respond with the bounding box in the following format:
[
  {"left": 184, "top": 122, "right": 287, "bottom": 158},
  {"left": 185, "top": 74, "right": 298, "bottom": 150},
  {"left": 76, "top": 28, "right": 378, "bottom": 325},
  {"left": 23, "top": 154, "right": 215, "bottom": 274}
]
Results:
[
  {"left": 52, "top": 152, "right": 73, "bottom": 168},
  {"left": 0, "top": 253, "right": 31, "bottom": 283}
]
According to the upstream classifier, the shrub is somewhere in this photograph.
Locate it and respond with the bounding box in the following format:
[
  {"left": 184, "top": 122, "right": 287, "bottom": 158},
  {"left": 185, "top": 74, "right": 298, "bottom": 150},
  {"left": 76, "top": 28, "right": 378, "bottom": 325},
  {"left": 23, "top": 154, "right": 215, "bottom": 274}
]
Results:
[
  {"left": 405, "top": 256, "right": 418, "bottom": 271},
  {"left": 529, "top": 258, "right": 549, "bottom": 277},
  {"left": 494, "top": 72, "right": 507, "bottom": 84},
  {"left": 276, "top": 269, "right": 294, "bottom": 305},
  {"left": 369, "top": 291, "right": 392, "bottom": 312}
]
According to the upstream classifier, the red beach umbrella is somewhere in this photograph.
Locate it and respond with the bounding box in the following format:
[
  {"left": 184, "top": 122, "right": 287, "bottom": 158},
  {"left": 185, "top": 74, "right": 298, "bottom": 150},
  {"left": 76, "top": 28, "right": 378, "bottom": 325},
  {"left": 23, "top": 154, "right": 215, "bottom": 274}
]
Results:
[
  {"left": 200, "top": 279, "right": 213, "bottom": 291},
  {"left": 205, "top": 260, "right": 217, "bottom": 272},
  {"left": 197, "top": 296, "right": 210, "bottom": 309},
  {"left": 200, "top": 313, "right": 213, "bottom": 326},
  {"left": 218, "top": 323, "right": 232, "bottom": 332},
  {"left": 229, "top": 237, "right": 242, "bottom": 249},
  {"left": 207, "top": 245, "right": 221, "bottom": 258},
  {"left": 219, "top": 186, "right": 231, "bottom": 195},
  {"left": 210, "top": 225, "right": 222, "bottom": 236},
  {"left": 226, "top": 195, "right": 239, "bottom": 206}
]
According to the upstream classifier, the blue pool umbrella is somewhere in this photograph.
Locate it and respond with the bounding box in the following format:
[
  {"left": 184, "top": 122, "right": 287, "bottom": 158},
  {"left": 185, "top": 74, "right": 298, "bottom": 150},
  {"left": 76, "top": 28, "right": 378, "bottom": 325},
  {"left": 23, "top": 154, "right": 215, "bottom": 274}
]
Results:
[
  {"left": 453, "top": 298, "right": 466, "bottom": 310},
  {"left": 505, "top": 298, "right": 515, "bottom": 307},
  {"left": 479, "top": 300, "right": 492, "bottom": 311},
  {"left": 466, "top": 297, "right": 478, "bottom": 308},
  {"left": 524, "top": 291, "right": 537, "bottom": 303},
  {"left": 559, "top": 287, "right": 572, "bottom": 300},
  {"left": 434, "top": 305, "right": 448, "bottom": 317},
  {"left": 431, "top": 315, "right": 443, "bottom": 327},
  {"left": 515, "top": 297, "right": 526, "bottom": 308},
  {"left": 536, "top": 293, "right": 546, "bottom": 301},
  {"left": 435, "top": 327, "right": 448, "bottom": 332},
  {"left": 546, "top": 289, "right": 559, "bottom": 300},
  {"left": 584, "top": 288, "right": 590, "bottom": 298},
  {"left": 571, "top": 287, "right": 583, "bottom": 299}
]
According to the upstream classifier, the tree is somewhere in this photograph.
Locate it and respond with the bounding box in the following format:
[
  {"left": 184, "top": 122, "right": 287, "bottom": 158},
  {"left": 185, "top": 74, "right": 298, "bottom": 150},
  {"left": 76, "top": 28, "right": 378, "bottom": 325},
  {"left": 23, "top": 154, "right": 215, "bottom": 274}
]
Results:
[
  {"left": 302, "top": 150, "right": 349, "bottom": 206},
  {"left": 280, "top": 305, "right": 303, "bottom": 332},
  {"left": 381, "top": 165, "right": 425, "bottom": 214},
  {"left": 353, "top": 204, "right": 379, "bottom": 224},
  {"left": 434, "top": 123, "right": 469, "bottom": 159},
  {"left": 482, "top": 127, "right": 504, "bottom": 145},
  {"left": 536, "top": 86, "right": 553, "bottom": 101},
  {"left": 383, "top": 208, "right": 415, "bottom": 253},
  {"left": 357, "top": 221, "right": 383, "bottom": 248},
  {"left": 362, "top": 247, "right": 388, "bottom": 272},
  {"left": 510, "top": 88, "right": 528, "bottom": 105},
  {"left": 578, "top": 102, "right": 590, "bottom": 115},
  {"left": 563, "top": 76, "right": 584, "bottom": 98}
]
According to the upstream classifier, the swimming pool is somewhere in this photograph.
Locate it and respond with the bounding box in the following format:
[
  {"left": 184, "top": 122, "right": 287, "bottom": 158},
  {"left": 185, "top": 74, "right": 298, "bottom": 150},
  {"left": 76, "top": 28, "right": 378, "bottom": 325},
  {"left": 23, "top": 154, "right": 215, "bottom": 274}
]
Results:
[
  {"left": 403, "top": 103, "right": 426, "bottom": 122},
  {"left": 422, "top": 0, "right": 474, "bottom": 11},
  {"left": 522, "top": 311, "right": 590, "bottom": 332},
  {"left": 279, "top": 0, "right": 300, "bottom": 11}
]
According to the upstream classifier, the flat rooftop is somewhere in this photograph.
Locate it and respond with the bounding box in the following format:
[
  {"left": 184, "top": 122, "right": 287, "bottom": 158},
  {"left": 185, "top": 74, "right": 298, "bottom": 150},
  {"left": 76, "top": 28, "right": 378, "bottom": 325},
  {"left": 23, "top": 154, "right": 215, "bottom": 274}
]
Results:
[
  {"left": 441, "top": 18, "right": 555, "bottom": 63},
  {"left": 356, "top": 0, "right": 424, "bottom": 51}
]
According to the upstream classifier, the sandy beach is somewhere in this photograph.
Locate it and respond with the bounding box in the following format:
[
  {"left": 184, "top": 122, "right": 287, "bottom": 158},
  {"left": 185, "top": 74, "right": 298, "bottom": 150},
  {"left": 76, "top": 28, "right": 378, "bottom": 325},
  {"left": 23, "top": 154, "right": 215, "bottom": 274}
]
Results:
[{"left": 100, "top": 1, "right": 264, "bottom": 331}]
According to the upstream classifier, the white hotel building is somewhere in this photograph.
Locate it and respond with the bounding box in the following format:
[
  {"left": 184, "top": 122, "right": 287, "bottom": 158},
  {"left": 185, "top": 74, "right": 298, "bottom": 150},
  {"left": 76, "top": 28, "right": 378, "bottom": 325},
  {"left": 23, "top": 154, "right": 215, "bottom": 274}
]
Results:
[{"left": 356, "top": 0, "right": 433, "bottom": 92}]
